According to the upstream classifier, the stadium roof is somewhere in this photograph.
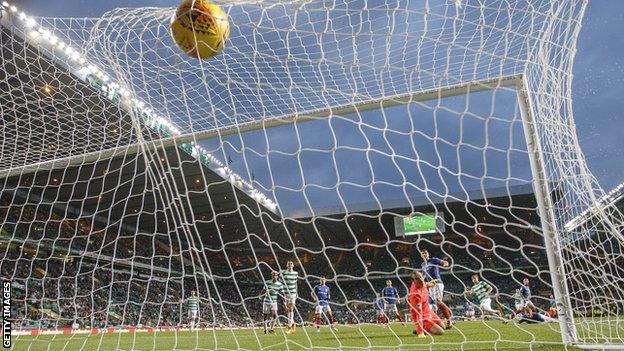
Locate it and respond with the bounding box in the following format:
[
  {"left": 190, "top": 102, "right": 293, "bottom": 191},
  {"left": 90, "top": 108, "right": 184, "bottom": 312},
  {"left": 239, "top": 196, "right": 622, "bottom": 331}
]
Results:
[
  {"left": 564, "top": 181, "right": 624, "bottom": 232},
  {"left": 0, "top": 5, "right": 277, "bottom": 214}
]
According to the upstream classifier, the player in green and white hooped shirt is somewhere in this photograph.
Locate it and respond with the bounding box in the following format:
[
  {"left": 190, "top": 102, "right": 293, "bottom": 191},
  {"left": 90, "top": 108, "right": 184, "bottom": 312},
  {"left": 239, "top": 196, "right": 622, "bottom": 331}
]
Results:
[
  {"left": 465, "top": 274, "right": 506, "bottom": 321},
  {"left": 280, "top": 260, "right": 299, "bottom": 334},
  {"left": 185, "top": 290, "right": 200, "bottom": 330},
  {"left": 262, "top": 271, "right": 284, "bottom": 334},
  {"left": 512, "top": 288, "right": 523, "bottom": 311}
]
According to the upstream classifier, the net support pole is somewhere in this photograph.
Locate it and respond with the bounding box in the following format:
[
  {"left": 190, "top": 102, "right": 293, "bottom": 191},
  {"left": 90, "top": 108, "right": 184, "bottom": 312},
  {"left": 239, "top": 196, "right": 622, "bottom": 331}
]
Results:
[{"left": 516, "top": 77, "right": 578, "bottom": 345}]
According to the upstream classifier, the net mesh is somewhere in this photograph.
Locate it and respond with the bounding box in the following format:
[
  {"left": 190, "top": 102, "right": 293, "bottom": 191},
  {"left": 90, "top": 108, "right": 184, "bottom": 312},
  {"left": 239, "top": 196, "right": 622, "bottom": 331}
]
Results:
[{"left": 1, "top": 0, "right": 623, "bottom": 349}]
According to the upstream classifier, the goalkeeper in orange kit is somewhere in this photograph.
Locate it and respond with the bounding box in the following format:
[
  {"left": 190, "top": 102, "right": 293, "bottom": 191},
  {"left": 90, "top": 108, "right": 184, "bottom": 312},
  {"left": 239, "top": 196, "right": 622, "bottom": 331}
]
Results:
[{"left": 408, "top": 270, "right": 446, "bottom": 337}]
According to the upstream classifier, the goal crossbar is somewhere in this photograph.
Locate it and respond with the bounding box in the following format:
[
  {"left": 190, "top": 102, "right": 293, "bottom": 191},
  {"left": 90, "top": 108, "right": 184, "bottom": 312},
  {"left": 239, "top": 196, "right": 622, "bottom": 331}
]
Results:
[{"left": 0, "top": 75, "right": 521, "bottom": 180}]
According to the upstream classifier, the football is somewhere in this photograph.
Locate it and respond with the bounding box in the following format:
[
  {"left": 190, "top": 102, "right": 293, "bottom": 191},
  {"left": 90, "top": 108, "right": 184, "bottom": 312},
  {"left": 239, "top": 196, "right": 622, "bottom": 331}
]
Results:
[{"left": 170, "top": 0, "right": 230, "bottom": 60}]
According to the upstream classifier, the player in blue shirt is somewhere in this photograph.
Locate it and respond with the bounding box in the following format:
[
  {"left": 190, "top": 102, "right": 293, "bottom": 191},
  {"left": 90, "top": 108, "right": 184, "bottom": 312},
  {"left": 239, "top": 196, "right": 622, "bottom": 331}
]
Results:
[
  {"left": 374, "top": 292, "right": 386, "bottom": 324},
  {"left": 420, "top": 250, "right": 453, "bottom": 327},
  {"left": 518, "top": 278, "right": 536, "bottom": 311},
  {"left": 311, "top": 277, "right": 336, "bottom": 332},
  {"left": 381, "top": 280, "right": 404, "bottom": 325},
  {"left": 516, "top": 307, "right": 557, "bottom": 324}
]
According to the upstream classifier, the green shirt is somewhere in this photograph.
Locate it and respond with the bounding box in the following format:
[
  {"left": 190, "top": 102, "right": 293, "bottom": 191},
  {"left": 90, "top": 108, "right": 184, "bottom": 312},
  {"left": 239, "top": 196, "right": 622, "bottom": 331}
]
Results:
[
  {"left": 186, "top": 296, "right": 199, "bottom": 311},
  {"left": 263, "top": 280, "right": 284, "bottom": 303},
  {"left": 512, "top": 292, "right": 522, "bottom": 304},
  {"left": 470, "top": 281, "right": 492, "bottom": 303},
  {"left": 280, "top": 270, "right": 298, "bottom": 295}
]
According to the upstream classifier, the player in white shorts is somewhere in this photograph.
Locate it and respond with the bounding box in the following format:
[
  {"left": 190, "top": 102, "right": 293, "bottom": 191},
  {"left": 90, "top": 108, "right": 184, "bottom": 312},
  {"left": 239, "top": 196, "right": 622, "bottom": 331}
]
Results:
[
  {"left": 280, "top": 261, "right": 299, "bottom": 334},
  {"left": 184, "top": 290, "right": 200, "bottom": 330},
  {"left": 262, "top": 301, "right": 278, "bottom": 314},
  {"left": 262, "top": 271, "right": 284, "bottom": 334},
  {"left": 466, "top": 274, "right": 507, "bottom": 322}
]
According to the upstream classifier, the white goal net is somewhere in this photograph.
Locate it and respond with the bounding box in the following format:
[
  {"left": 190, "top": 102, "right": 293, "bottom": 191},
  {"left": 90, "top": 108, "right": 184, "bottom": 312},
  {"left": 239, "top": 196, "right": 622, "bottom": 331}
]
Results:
[{"left": 1, "top": 0, "right": 623, "bottom": 350}]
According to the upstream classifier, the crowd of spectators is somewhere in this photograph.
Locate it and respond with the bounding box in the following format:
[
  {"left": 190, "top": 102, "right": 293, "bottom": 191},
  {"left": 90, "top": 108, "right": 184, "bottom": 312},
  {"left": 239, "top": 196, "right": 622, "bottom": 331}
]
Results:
[
  {"left": 2, "top": 258, "right": 558, "bottom": 330},
  {"left": 0, "top": 196, "right": 563, "bottom": 330}
]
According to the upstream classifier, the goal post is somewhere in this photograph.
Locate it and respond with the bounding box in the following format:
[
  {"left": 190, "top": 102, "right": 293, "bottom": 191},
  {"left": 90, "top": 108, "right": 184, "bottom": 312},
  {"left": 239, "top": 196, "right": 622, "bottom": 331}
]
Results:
[{"left": 516, "top": 77, "right": 578, "bottom": 345}]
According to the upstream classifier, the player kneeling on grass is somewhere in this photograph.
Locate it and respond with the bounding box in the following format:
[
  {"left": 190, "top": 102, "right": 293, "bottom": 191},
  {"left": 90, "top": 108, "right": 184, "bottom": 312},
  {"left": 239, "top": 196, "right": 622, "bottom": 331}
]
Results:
[
  {"left": 262, "top": 271, "right": 284, "bottom": 334},
  {"left": 465, "top": 274, "right": 507, "bottom": 322},
  {"left": 312, "top": 277, "right": 336, "bottom": 332},
  {"left": 408, "top": 270, "right": 445, "bottom": 337}
]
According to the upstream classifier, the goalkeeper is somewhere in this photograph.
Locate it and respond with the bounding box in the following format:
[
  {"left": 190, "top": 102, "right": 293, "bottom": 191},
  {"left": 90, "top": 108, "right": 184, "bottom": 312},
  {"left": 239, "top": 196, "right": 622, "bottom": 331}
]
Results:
[{"left": 408, "top": 270, "right": 445, "bottom": 337}]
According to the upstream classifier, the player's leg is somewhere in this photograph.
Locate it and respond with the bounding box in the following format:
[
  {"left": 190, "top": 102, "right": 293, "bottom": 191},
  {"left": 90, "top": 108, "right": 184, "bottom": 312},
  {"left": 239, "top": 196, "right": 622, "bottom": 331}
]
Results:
[
  {"left": 386, "top": 304, "right": 405, "bottom": 325},
  {"left": 287, "top": 303, "right": 294, "bottom": 329},
  {"left": 409, "top": 305, "right": 421, "bottom": 334},
  {"left": 284, "top": 297, "right": 292, "bottom": 334},
  {"left": 513, "top": 302, "right": 522, "bottom": 318},
  {"left": 188, "top": 310, "right": 196, "bottom": 330},
  {"left": 538, "top": 313, "right": 557, "bottom": 323},
  {"left": 263, "top": 304, "right": 269, "bottom": 333},
  {"left": 270, "top": 303, "right": 279, "bottom": 332},
  {"left": 516, "top": 314, "right": 532, "bottom": 324},
  {"left": 435, "top": 302, "right": 452, "bottom": 320},
  {"left": 432, "top": 283, "right": 453, "bottom": 326},
  {"left": 425, "top": 319, "right": 445, "bottom": 336},
  {"left": 513, "top": 303, "right": 526, "bottom": 322},
  {"left": 325, "top": 306, "right": 336, "bottom": 330},
  {"left": 480, "top": 298, "right": 508, "bottom": 323},
  {"left": 480, "top": 298, "right": 498, "bottom": 315},
  {"left": 428, "top": 287, "right": 438, "bottom": 313},
  {"left": 288, "top": 295, "right": 297, "bottom": 331},
  {"left": 514, "top": 300, "right": 527, "bottom": 316},
  {"left": 391, "top": 304, "right": 404, "bottom": 325},
  {"left": 314, "top": 304, "right": 322, "bottom": 331},
  {"left": 436, "top": 301, "right": 453, "bottom": 325},
  {"left": 383, "top": 307, "right": 390, "bottom": 325},
  {"left": 271, "top": 310, "right": 278, "bottom": 331}
]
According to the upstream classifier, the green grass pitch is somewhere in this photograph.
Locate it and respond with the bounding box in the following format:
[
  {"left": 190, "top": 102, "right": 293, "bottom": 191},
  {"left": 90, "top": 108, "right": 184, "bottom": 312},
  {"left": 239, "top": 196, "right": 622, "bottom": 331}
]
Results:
[{"left": 10, "top": 321, "right": 571, "bottom": 350}]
